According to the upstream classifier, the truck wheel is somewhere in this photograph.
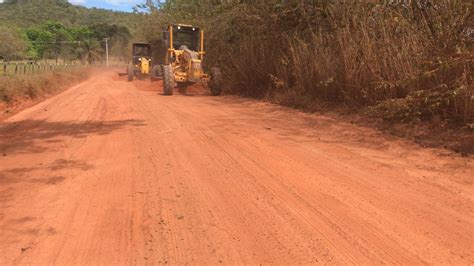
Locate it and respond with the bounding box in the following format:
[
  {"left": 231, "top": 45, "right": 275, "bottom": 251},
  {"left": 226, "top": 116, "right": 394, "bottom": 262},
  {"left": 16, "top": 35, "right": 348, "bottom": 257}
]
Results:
[
  {"left": 209, "top": 67, "right": 222, "bottom": 96},
  {"left": 127, "top": 63, "right": 134, "bottom": 82},
  {"left": 152, "top": 64, "right": 162, "bottom": 79},
  {"left": 162, "top": 64, "right": 174, "bottom": 95}
]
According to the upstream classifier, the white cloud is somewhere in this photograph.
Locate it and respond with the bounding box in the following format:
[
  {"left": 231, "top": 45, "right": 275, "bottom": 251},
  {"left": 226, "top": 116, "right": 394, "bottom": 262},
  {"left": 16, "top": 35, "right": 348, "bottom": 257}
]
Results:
[
  {"left": 67, "top": 0, "right": 142, "bottom": 7},
  {"left": 104, "top": 0, "right": 141, "bottom": 5},
  {"left": 69, "top": 0, "right": 86, "bottom": 4}
]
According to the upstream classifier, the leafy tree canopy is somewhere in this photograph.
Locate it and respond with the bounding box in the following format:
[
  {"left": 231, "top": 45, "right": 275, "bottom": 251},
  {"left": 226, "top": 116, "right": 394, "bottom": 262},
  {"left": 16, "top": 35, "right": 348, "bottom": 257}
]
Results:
[
  {"left": 0, "top": 0, "right": 136, "bottom": 62},
  {"left": 0, "top": 0, "right": 139, "bottom": 30}
]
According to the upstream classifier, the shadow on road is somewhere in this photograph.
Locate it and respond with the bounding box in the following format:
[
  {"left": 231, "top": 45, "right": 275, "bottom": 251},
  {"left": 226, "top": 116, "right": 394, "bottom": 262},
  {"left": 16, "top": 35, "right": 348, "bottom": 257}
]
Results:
[
  {"left": 0, "top": 159, "right": 93, "bottom": 186},
  {"left": 0, "top": 119, "right": 145, "bottom": 155}
]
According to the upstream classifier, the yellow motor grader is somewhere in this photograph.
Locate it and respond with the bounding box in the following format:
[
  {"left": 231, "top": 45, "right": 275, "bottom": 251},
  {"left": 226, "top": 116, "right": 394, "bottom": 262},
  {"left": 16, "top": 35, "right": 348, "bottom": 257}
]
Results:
[
  {"left": 160, "top": 24, "right": 222, "bottom": 95},
  {"left": 126, "top": 43, "right": 160, "bottom": 81}
]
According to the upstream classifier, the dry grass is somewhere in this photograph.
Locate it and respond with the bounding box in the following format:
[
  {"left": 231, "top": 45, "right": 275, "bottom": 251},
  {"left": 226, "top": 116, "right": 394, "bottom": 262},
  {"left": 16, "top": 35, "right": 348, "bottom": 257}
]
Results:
[
  {"left": 201, "top": 1, "right": 473, "bottom": 126},
  {"left": 0, "top": 69, "right": 90, "bottom": 105}
]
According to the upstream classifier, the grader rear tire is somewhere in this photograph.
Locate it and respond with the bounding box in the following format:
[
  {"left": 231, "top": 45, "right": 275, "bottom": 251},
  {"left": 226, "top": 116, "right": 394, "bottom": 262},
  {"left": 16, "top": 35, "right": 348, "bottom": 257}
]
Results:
[
  {"left": 127, "top": 63, "right": 134, "bottom": 82},
  {"left": 209, "top": 67, "right": 222, "bottom": 96},
  {"left": 162, "top": 64, "right": 174, "bottom": 95}
]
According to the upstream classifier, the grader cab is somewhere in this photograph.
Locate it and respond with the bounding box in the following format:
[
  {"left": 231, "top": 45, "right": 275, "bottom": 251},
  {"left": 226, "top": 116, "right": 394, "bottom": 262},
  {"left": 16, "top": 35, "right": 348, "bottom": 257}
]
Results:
[{"left": 161, "top": 24, "right": 222, "bottom": 95}]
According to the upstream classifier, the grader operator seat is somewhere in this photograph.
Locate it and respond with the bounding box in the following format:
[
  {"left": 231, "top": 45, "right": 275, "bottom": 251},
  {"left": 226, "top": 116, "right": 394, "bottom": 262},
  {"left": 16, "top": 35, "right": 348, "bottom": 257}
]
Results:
[{"left": 179, "top": 45, "right": 199, "bottom": 60}]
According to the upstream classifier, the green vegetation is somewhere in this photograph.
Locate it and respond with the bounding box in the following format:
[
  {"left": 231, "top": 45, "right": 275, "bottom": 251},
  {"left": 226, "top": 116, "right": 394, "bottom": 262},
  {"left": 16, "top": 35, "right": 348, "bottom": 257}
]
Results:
[
  {"left": 141, "top": 0, "right": 473, "bottom": 126},
  {"left": 24, "top": 21, "right": 131, "bottom": 62},
  {"left": 0, "top": 0, "right": 136, "bottom": 108},
  {"left": 0, "top": 0, "right": 138, "bottom": 29},
  {"left": 0, "top": 0, "right": 137, "bottom": 62}
]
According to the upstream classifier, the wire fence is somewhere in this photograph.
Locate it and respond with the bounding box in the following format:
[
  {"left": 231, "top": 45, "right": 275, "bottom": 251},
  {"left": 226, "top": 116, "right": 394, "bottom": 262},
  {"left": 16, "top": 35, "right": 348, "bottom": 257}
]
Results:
[
  {"left": 0, "top": 62, "right": 85, "bottom": 76},
  {"left": 0, "top": 57, "right": 129, "bottom": 77}
]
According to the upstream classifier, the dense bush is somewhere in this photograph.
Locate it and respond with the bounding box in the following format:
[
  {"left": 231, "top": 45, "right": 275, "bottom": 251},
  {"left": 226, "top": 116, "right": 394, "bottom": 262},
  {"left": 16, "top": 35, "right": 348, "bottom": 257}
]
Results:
[{"left": 0, "top": 25, "right": 27, "bottom": 60}]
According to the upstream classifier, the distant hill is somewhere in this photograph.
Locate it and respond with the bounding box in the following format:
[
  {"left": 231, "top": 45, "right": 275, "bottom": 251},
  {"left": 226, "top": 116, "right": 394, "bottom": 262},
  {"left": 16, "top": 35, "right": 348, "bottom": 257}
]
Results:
[
  {"left": 0, "top": 0, "right": 143, "bottom": 61},
  {"left": 0, "top": 0, "right": 139, "bottom": 31}
]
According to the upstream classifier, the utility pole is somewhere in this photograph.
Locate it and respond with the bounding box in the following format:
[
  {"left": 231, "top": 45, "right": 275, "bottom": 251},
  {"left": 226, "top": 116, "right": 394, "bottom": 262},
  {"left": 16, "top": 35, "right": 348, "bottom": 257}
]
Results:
[{"left": 104, "top": 38, "right": 109, "bottom": 67}]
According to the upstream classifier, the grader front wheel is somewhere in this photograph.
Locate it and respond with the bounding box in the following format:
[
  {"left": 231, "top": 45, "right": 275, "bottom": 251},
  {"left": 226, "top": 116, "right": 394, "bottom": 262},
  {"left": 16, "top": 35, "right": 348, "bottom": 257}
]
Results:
[
  {"left": 162, "top": 65, "right": 174, "bottom": 95},
  {"left": 209, "top": 67, "right": 222, "bottom": 96},
  {"left": 127, "top": 63, "right": 134, "bottom": 82},
  {"left": 152, "top": 65, "right": 162, "bottom": 79}
]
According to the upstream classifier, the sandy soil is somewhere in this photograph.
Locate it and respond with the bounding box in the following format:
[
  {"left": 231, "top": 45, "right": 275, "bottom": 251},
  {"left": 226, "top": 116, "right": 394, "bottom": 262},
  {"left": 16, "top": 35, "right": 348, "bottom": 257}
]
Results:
[{"left": 0, "top": 70, "right": 472, "bottom": 264}]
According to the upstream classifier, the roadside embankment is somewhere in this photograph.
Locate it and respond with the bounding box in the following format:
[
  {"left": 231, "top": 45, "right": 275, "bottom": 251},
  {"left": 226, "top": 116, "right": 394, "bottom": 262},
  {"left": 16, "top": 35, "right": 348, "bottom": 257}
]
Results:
[{"left": 0, "top": 69, "right": 90, "bottom": 120}]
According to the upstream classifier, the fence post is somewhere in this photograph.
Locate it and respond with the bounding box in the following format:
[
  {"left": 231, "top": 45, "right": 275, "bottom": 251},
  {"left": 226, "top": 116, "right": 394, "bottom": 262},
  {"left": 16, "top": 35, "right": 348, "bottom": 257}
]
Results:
[
  {"left": 14, "top": 63, "right": 18, "bottom": 75},
  {"left": 3, "top": 64, "right": 6, "bottom": 76}
]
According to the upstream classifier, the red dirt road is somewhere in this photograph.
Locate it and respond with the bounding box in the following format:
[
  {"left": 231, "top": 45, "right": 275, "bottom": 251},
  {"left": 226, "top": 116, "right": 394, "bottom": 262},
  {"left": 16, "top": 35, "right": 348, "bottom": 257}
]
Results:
[{"left": 0, "top": 70, "right": 473, "bottom": 264}]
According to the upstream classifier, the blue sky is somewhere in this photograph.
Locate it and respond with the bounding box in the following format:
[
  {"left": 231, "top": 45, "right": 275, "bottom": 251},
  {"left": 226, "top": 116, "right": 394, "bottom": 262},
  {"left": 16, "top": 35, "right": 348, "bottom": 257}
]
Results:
[{"left": 69, "top": 0, "right": 145, "bottom": 12}]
